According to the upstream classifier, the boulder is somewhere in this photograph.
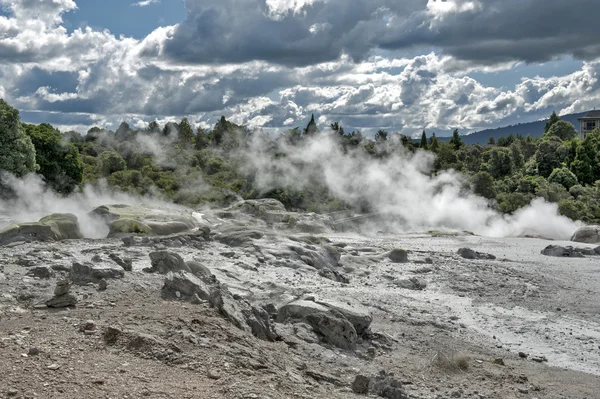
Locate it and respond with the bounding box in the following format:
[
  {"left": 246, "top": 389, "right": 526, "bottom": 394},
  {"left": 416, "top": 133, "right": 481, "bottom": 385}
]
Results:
[
  {"left": 147, "top": 251, "right": 191, "bottom": 274},
  {"left": 108, "top": 253, "right": 133, "bottom": 271},
  {"left": 214, "top": 227, "right": 264, "bottom": 247},
  {"left": 26, "top": 266, "right": 55, "bottom": 279},
  {"left": 243, "top": 305, "right": 279, "bottom": 342},
  {"left": 70, "top": 261, "right": 124, "bottom": 284},
  {"left": 457, "top": 248, "right": 496, "bottom": 260},
  {"left": 209, "top": 287, "right": 251, "bottom": 333},
  {"left": 305, "top": 310, "right": 357, "bottom": 349},
  {"left": 109, "top": 218, "right": 152, "bottom": 236},
  {"left": 388, "top": 248, "right": 408, "bottom": 263},
  {"left": 186, "top": 261, "right": 213, "bottom": 280},
  {"left": 395, "top": 277, "right": 427, "bottom": 291},
  {"left": 162, "top": 271, "right": 211, "bottom": 301},
  {"left": 541, "top": 245, "right": 585, "bottom": 257},
  {"left": 289, "top": 245, "right": 340, "bottom": 270},
  {"left": 315, "top": 300, "right": 373, "bottom": 335},
  {"left": 46, "top": 294, "right": 77, "bottom": 308},
  {"left": 38, "top": 213, "right": 83, "bottom": 240},
  {"left": 571, "top": 226, "right": 600, "bottom": 244},
  {"left": 276, "top": 300, "right": 331, "bottom": 323}
]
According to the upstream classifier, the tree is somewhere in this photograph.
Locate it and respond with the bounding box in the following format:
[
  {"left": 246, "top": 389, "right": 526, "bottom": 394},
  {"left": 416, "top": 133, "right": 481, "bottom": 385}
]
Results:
[
  {"left": 374, "top": 129, "right": 388, "bottom": 142},
  {"left": 330, "top": 122, "right": 344, "bottom": 136},
  {"left": 544, "top": 111, "right": 560, "bottom": 134},
  {"left": 548, "top": 167, "right": 578, "bottom": 190},
  {"left": 303, "top": 114, "right": 319, "bottom": 136},
  {"left": 97, "top": 150, "right": 127, "bottom": 176},
  {"left": 535, "top": 137, "right": 565, "bottom": 178},
  {"left": 485, "top": 147, "right": 513, "bottom": 179},
  {"left": 449, "top": 129, "right": 463, "bottom": 150},
  {"left": 195, "top": 127, "right": 210, "bottom": 150},
  {"left": 23, "top": 123, "right": 83, "bottom": 194},
  {"left": 420, "top": 131, "right": 428, "bottom": 149},
  {"left": 147, "top": 120, "right": 160, "bottom": 133},
  {"left": 487, "top": 136, "right": 495, "bottom": 145},
  {"left": 472, "top": 171, "right": 496, "bottom": 199},
  {"left": 178, "top": 117, "right": 195, "bottom": 148},
  {"left": 544, "top": 120, "right": 577, "bottom": 141},
  {"left": 115, "top": 122, "right": 134, "bottom": 142},
  {"left": 570, "top": 128, "right": 600, "bottom": 184},
  {"left": 0, "top": 99, "right": 37, "bottom": 177},
  {"left": 429, "top": 133, "right": 439, "bottom": 152}
]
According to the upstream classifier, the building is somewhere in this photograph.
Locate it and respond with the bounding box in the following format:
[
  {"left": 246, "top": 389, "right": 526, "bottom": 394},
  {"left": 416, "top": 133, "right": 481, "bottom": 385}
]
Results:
[{"left": 577, "top": 110, "right": 600, "bottom": 139}]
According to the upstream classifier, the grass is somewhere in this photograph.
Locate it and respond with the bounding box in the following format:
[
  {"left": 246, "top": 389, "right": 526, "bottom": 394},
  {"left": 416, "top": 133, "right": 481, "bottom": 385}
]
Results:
[{"left": 431, "top": 350, "right": 470, "bottom": 372}]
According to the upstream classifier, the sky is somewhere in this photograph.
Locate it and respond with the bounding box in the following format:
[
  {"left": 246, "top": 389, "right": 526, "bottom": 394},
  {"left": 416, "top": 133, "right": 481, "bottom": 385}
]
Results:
[{"left": 1, "top": 0, "right": 599, "bottom": 137}]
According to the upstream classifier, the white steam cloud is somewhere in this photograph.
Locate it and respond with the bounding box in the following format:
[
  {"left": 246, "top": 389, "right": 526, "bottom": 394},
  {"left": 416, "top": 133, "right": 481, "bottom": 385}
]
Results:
[{"left": 244, "top": 132, "right": 581, "bottom": 240}]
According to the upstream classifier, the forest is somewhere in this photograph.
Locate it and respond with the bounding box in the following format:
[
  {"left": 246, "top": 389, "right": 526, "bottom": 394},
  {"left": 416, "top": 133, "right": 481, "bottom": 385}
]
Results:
[{"left": 1, "top": 97, "right": 600, "bottom": 224}]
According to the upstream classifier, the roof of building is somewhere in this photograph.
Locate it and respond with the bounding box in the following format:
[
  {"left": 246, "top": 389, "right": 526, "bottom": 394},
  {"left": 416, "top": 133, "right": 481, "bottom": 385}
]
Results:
[{"left": 578, "top": 110, "right": 600, "bottom": 120}]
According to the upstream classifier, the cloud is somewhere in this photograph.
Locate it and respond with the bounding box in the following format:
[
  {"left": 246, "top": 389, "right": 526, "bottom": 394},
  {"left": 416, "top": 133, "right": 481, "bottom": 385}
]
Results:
[{"left": 132, "top": 0, "right": 160, "bottom": 7}]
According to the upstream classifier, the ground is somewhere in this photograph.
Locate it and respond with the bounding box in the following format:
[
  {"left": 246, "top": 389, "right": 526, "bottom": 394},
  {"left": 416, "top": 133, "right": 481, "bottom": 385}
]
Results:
[{"left": 1, "top": 208, "right": 599, "bottom": 399}]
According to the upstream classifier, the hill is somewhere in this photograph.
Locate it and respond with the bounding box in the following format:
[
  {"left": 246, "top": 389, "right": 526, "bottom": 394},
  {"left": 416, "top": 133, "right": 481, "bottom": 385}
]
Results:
[{"left": 460, "top": 112, "right": 587, "bottom": 144}]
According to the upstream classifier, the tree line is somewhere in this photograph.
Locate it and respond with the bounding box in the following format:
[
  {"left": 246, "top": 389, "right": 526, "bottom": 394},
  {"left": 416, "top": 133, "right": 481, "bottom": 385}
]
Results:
[{"left": 1, "top": 98, "right": 599, "bottom": 222}]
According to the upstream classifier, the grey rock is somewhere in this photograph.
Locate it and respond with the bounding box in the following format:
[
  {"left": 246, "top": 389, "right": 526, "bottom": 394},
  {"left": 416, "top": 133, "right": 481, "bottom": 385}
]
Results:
[
  {"left": 276, "top": 300, "right": 331, "bottom": 323},
  {"left": 305, "top": 310, "right": 357, "bottom": 349},
  {"left": 571, "top": 225, "right": 600, "bottom": 244},
  {"left": 46, "top": 294, "right": 77, "bottom": 308},
  {"left": 70, "top": 261, "right": 124, "bottom": 284},
  {"left": 54, "top": 280, "right": 71, "bottom": 296},
  {"left": 214, "top": 227, "right": 264, "bottom": 247},
  {"left": 318, "top": 269, "right": 349, "bottom": 283},
  {"left": 395, "top": 277, "right": 427, "bottom": 291},
  {"left": 209, "top": 288, "right": 251, "bottom": 333},
  {"left": 316, "top": 300, "right": 373, "bottom": 335},
  {"left": 243, "top": 305, "right": 279, "bottom": 341},
  {"left": 370, "top": 373, "right": 408, "bottom": 399},
  {"left": 148, "top": 251, "right": 190, "bottom": 274},
  {"left": 26, "top": 266, "right": 55, "bottom": 279},
  {"left": 186, "top": 260, "right": 213, "bottom": 280},
  {"left": 541, "top": 245, "right": 586, "bottom": 257},
  {"left": 352, "top": 375, "right": 370, "bottom": 394},
  {"left": 162, "top": 271, "right": 211, "bottom": 301},
  {"left": 388, "top": 248, "right": 408, "bottom": 263},
  {"left": 458, "top": 247, "right": 496, "bottom": 260},
  {"left": 293, "top": 323, "right": 320, "bottom": 343},
  {"left": 109, "top": 253, "right": 132, "bottom": 271}
]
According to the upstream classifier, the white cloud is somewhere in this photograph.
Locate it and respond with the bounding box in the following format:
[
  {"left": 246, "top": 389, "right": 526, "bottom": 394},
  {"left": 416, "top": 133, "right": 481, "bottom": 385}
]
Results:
[{"left": 132, "top": 0, "right": 160, "bottom": 7}]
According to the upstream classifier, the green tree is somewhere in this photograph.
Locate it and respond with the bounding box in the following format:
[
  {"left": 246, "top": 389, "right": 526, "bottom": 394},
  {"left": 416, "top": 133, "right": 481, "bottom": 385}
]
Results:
[
  {"left": 429, "top": 133, "right": 439, "bottom": 152},
  {"left": 420, "top": 131, "right": 428, "bottom": 149},
  {"left": 544, "top": 111, "right": 560, "bottom": 134},
  {"left": 448, "top": 129, "right": 463, "bottom": 150},
  {"left": 23, "top": 123, "right": 83, "bottom": 194},
  {"left": 374, "top": 129, "right": 388, "bottom": 142},
  {"left": 178, "top": 117, "right": 195, "bottom": 148},
  {"left": 487, "top": 136, "right": 495, "bottom": 145},
  {"left": 330, "top": 122, "right": 344, "bottom": 136},
  {"left": 472, "top": 171, "right": 496, "bottom": 199},
  {"left": 97, "top": 150, "right": 127, "bottom": 176},
  {"left": 548, "top": 167, "right": 578, "bottom": 190},
  {"left": 570, "top": 128, "right": 600, "bottom": 184},
  {"left": 0, "top": 99, "right": 37, "bottom": 177},
  {"left": 147, "top": 120, "right": 160, "bottom": 133},
  {"left": 535, "top": 137, "right": 565, "bottom": 178},
  {"left": 544, "top": 120, "right": 577, "bottom": 141},
  {"left": 485, "top": 147, "right": 513, "bottom": 179},
  {"left": 195, "top": 127, "right": 210, "bottom": 150},
  {"left": 303, "top": 114, "right": 319, "bottom": 136}
]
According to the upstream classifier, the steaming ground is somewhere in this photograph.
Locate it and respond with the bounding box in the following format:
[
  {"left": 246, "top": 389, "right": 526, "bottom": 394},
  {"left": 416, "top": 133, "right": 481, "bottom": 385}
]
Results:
[
  {"left": 1, "top": 203, "right": 599, "bottom": 398},
  {"left": 243, "top": 133, "right": 581, "bottom": 240}
]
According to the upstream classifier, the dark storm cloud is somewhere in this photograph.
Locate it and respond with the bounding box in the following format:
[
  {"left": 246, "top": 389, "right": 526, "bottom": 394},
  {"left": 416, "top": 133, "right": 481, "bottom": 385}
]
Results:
[{"left": 163, "top": 0, "right": 600, "bottom": 67}]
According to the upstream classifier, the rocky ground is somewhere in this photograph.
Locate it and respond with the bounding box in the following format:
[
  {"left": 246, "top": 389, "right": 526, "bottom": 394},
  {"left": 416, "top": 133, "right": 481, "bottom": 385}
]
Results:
[{"left": 1, "top": 200, "right": 599, "bottom": 399}]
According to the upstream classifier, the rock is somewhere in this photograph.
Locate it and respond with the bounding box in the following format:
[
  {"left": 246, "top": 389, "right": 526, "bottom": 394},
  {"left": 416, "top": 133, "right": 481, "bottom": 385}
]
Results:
[
  {"left": 46, "top": 294, "right": 77, "bottom": 308},
  {"left": 388, "top": 248, "right": 408, "bottom": 263},
  {"left": 26, "top": 266, "right": 55, "bottom": 279},
  {"left": 318, "top": 269, "right": 350, "bottom": 283},
  {"left": 109, "top": 218, "right": 152, "bottom": 236},
  {"left": 305, "top": 310, "right": 357, "bottom": 349},
  {"left": 370, "top": 373, "right": 408, "bottom": 399},
  {"left": 276, "top": 300, "right": 331, "bottom": 323},
  {"left": 39, "top": 213, "right": 83, "bottom": 240},
  {"left": 457, "top": 248, "right": 496, "bottom": 260},
  {"left": 0, "top": 213, "right": 82, "bottom": 245},
  {"left": 54, "top": 280, "right": 71, "bottom": 296},
  {"left": 243, "top": 305, "right": 279, "bottom": 341},
  {"left": 162, "top": 271, "right": 211, "bottom": 301},
  {"left": 571, "top": 225, "right": 600, "bottom": 243},
  {"left": 97, "top": 279, "right": 108, "bottom": 291},
  {"left": 293, "top": 323, "right": 320, "bottom": 343},
  {"left": 315, "top": 300, "right": 373, "bottom": 335},
  {"left": 91, "top": 254, "right": 103, "bottom": 262},
  {"left": 70, "top": 261, "right": 124, "bottom": 284},
  {"left": 541, "top": 245, "right": 585, "bottom": 257},
  {"left": 186, "top": 261, "right": 213, "bottom": 280},
  {"left": 305, "top": 369, "right": 341, "bottom": 385},
  {"left": 394, "top": 277, "right": 427, "bottom": 291},
  {"left": 207, "top": 370, "right": 221, "bottom": 380},
  {"left": 352, "top": 375, "right": 371, "bottom": 394},
  {"left": 47, "top": 363, "right": 61, "bottom": 370},
  {"left": 79, "top": 320, "right": 97, "bottom": 332},
  {"left": 109, "top": 253, "right": 132, "bottom": 271},
  {"left": 28, "top": 347, "right": 40, "bottom": 356},
  {"left": 214, "top": 226, "right": 265, "bottom": 247},
  {"left": 148, "top": 251, "right": 191, "bottom": 274},
  {"left": 289, "top": 245, "right": 341, "bottom": 270},
  {"left": 209, "top": 287, "right": 251, "bottom": 333}
]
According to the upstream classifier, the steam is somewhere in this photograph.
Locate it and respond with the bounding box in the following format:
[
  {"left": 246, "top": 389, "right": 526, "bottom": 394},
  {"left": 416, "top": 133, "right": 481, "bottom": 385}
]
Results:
[
  {"left": 0, "top": 173, "right": 175, "bottom": 238},
  {"left": 243, "top": 132, "right": 581, "bottom": 240}
]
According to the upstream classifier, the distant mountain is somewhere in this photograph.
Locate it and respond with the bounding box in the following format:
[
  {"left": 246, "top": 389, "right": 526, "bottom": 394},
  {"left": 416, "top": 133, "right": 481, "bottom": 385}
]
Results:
[{"left": 459, "top": 112, "right": 587, "bottom": 145}]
